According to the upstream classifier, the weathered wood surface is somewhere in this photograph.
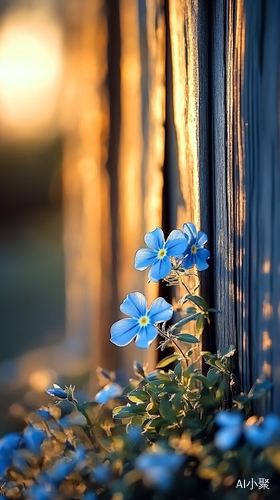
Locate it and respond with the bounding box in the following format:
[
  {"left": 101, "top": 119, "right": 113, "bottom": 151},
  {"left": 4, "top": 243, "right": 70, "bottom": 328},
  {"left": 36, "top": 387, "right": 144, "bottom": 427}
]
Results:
[
  {"left": 242, "top": 0, "right": 280, "bottom": 412},
  {"left": 61, "top": 0, "right": 280, "bottom": 410}
]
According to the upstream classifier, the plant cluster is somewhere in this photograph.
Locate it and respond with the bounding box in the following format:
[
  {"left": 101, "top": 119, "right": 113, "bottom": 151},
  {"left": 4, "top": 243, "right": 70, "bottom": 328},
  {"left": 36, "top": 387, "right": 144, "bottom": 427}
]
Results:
[{"left": 1, "top": 224, "right": 280, "bottom": 499}]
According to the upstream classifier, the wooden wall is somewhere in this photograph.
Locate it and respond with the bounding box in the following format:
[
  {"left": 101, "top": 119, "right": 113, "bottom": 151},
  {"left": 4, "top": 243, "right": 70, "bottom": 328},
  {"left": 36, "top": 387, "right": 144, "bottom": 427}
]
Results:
[{"left": 62, "top": 0, "right": 280, "bottom": 411}]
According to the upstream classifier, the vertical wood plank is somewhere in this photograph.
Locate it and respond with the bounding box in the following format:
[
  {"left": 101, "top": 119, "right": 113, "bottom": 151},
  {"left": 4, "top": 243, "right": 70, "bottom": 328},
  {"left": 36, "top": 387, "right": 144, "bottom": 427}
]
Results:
[
  {"left": 143, "top": 0, "right": 166, "bottom": 368},
  {"left": 62, "top": 0, "right": 118, "bottom": 391},
  {"left": 243, "top": 0, "right": 280, "bottom": 412}
]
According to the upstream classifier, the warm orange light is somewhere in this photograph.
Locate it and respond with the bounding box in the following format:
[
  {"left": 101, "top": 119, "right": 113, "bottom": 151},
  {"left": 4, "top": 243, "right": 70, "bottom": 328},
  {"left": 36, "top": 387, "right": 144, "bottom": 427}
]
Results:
[
  {"left": 28, "top": 369, "right": 57, "bottom": 392},
  {"left": 0, "top": 8, "right": 63, "bottom": 141}
]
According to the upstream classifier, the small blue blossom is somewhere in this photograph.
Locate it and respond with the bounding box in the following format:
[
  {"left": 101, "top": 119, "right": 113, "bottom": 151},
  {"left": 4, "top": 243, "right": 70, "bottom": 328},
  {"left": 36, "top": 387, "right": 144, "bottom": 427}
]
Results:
[
  {"left": 92, "top": 463, "right": 111, "bottom": 483},
  {"left": 244, "top": 414, "right": 280, "bottom": 448},
  {"left": 181, "top": 223, "right": 210, "bottom": 271},
  {"left": 83, "top": 493, "right": 98, "bottom": 500},
  {"left": 134, "top": 227, "right": 187, "bottom": 282},
  {"left": 47, "top": 457, "right": 78, "bottom": 484},
  {"left": 59, "top": 413, "right": 87, "bottom": 429},
  {"left": 214, "top": 411, "right": 244, "bottom": 451},
  {"left": 37, "top": 407, "right": 52, "bottom": 420},
  {"left": 29, "top": 483, "right": 57, "bottom": 500},
  {"left": 127, "top": 426, "right": 142, "bottom": 444},
  {"left": 0, "top": 433, "right": 21, "bottom": 453},
  {"left": 0, "top": 456, "right": 11, "bottom": 479},
  {"left": 46, "top": 384, "right": 68, "bottom": 399},
  {"left": 94, "top": 383, "right": 122, "bottom": 404},
  {"left": 135, "top": 449, "right": 184, "bottom": 491},
  {"left": 110, "top": 292, "right": 173, "bottom": 349},
  {"left": 23, "top": 423, "right": 47, "bottom": 455},
  {"left": 0, "top": 433, "right": 21, "bottom": 480}
]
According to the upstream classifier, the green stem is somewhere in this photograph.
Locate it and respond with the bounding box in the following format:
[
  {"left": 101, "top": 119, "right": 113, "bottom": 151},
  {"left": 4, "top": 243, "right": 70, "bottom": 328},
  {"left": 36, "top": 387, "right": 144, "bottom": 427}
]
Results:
[{"left": 171, "top": 338, "right": 189, "bottom": 366}]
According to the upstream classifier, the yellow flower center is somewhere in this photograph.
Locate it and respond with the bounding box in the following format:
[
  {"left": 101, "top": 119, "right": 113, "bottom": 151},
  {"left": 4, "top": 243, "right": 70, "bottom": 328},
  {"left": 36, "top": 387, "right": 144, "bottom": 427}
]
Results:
[
  {"left": 139, "top": 316, "right": 149, "bottom": 326},
  {"left": 158, "top": 248, "right": 167, "bottom": 259},
  {"left": 191, "top": 245, "right": 197, "bottom": 254}
]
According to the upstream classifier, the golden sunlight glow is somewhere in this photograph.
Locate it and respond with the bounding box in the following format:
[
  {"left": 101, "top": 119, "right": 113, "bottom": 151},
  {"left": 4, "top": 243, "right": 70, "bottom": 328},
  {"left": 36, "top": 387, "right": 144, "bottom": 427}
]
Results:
[
  {"left": 0, "top": 8, "right": 63, "bottom": 140},
  {"left": 262, "top": 331, "right": 272, "bottom": 350},
  {"left": 262, "top": 361, "right": 272, "bottom": 377},
  {"left": 28, "top": 369, "right": 57, "bottom": 392},
  {"left": 262, "top": 260, "right": 271, "bottom": 274},
  {"left": 263, "top": 295, "right": 273, "bottom": 319}
]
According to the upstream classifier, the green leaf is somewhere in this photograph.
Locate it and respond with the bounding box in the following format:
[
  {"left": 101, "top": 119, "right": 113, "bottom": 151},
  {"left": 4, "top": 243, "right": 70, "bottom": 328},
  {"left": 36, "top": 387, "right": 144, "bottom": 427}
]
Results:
[
  {"left": 156, "top": 353, "right": 182, "bottom": 368},
  {"left": 185, "top": 295, "right": 208, "bottom": 312},
  {"left": 198, "top": 395, "right": 217, "bottom": 409},
  {"left": 176, "top": 334, "right": 200, "bottom": 344},
  {"left": 220, "top": 345, "right": 236, "bottom": 358},
  {"left": 250, "top": 381, "right": 273, "bottom": 399},
  {"left": 133, "top": 361, "right": 146, "bottom": 378},
  {"left": 131, "top": 415, "right": 147, "bottom": 426},
  {"left": 207, "top": 370, "right": 220, "bottom": 387},
  {"left": 112, "top": 403, "right": 148, "bottom": 419},
  {"left": 208, "top": 308, "right": 221, "bottom": 314},
  {"left": 234, "top": 394, "right": 250, "bottom": 406},
  {"left": 183, "top": 363, "right": 195, "bottom": 383},
  {"left": 196, "top": 314, "right": 206, "bottom": 337},
  {"left": 215, "top": 360, "right": 229, "bottom": 373},
  {"left": 146, "top": 417, "right": 165, "bottom": 429},
  {"left": 127, "top": 390, "right": 150, "bottom": 404},
  {"left": 159, "top": 394, "right": 175, "bottom": 423},
  {"left": 185, "top": 306, "right": 197, "bottom": 314},
  {"left": 174, "top": 362, "right": 182, "bottom": 380},
  {"left": 216, "top": 380, "right": 226, "bottom": 401},
  {"left": 194, "top": 374, "right": 212, "bottom": 389},
  {"left": 171, "top": 313, "right": 200, "bottom": 331}
]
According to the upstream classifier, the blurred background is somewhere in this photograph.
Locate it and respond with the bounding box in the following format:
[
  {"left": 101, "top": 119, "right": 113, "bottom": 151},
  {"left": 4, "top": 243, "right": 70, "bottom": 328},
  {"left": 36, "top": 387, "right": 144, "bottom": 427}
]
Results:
[
  {"left": 0, "top": 0, "right": 202, "bottom": 433},
  {"left": 1, "top": 0, "right": 280, "bottom": 431}
]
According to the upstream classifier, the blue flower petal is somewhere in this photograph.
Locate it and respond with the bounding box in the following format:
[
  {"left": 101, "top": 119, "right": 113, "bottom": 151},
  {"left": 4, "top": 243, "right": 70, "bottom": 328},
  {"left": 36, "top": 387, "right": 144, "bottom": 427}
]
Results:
[
  {"left": 144, "top": 228, "right": 165, "bottom": 250},
  {"left": 215, "top": 411, "right": 244, "bottom": 428},
  {"left": 0, "top": 433, "right": 21, "bottom": 453},
  {"left": 197, "top": 231, "right": 208, "bottom": 246},
  {"left": 148, "top": 297, "right": 173, "bottom": 324},
  {"left": 24, "top": 424, "right": 47, "bottom": 455},
  {"left": 214, "top": 426, "right": 241, "bottom": 451},
  {"left": 195, "top": 248, "right": 210, "bottom": 270},
  {"left": 110, "top": 318, "right": 139, "bottom": 346},
  {"left": 120, "top": 292, "right": 147, "bottom": 318},
  {"left": 134, "top": 248, "right": 157, "bottom": 271},
  {"left": 46, "top": 387, "right": 68, "bottom": 399},
  {"left": 244, "top": 414, "right": 280, "bottom": 448},
  {"left": 135, "top": 324, "right": 158, "bottom": 348},
  {"left": 148, "top": 256, "right": 171, "bottom": 282},
  {"left": 0, "top": 457, "right": 11, "bottom": 478},
  {"left": 183, "top": 223, "right": 197, "bottom": 244},
  {"left": 182, "top": 253, "right": 195, "bottom": 270},
  {"left": 95, "top": 383, "right": 122, "bottom": 404},
  {"left": 165, "top": 230, "right": 187, "bottom": 256}
]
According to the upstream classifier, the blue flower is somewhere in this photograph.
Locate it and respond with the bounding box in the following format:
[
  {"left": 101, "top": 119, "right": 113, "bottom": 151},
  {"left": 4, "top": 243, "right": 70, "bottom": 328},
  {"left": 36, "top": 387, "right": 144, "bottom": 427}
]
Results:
[
  {"left": 46, "top": 384, "right": 68, "bottom": 399},
  {"left": 134, "top": 228, "right": 187, "bottom": 282},
  {"left": 37, "top": 407, "right": 52, "bottom": 420},
  {"left": 47, "top": 458, "right": 78, "bottom": 485},
  {"left": 135, "top": 449, "right": 184, "bottom": 490},
  {"left": 244, "top": 414, "right": 280, "bottom": 448},
  {"left": 110, "top": 292, "right": 173, "bottom": 349},
  {"left": 214, "top": 411, "right": 244, "bottom": 451},
  {"left": 59, "top": 413, "right": 87, "bottom": 429},
  {"left": 0, "top": 433, "right": 21, "bottom": 453},
  {"left": 92, "top": 464, "right": 111, "bottom": 483},
  {"left": 28, "top": 484, "right": 57, "bottom": 500},
  {"left": 94, "top": 383, "right": 122, "bottom": 404},
  {"left": 23, "top": 423, "right": 47, "bottom": 455},
  {"left": 181, "top": 223, "right": 210, "bottom": 271}
]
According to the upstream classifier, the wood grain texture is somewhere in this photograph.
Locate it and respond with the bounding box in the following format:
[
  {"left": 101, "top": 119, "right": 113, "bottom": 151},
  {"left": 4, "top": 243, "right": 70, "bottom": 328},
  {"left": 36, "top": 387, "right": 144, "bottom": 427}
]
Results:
[{"left": 242, "top": 0, "right": 280, "bottom": 412}]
